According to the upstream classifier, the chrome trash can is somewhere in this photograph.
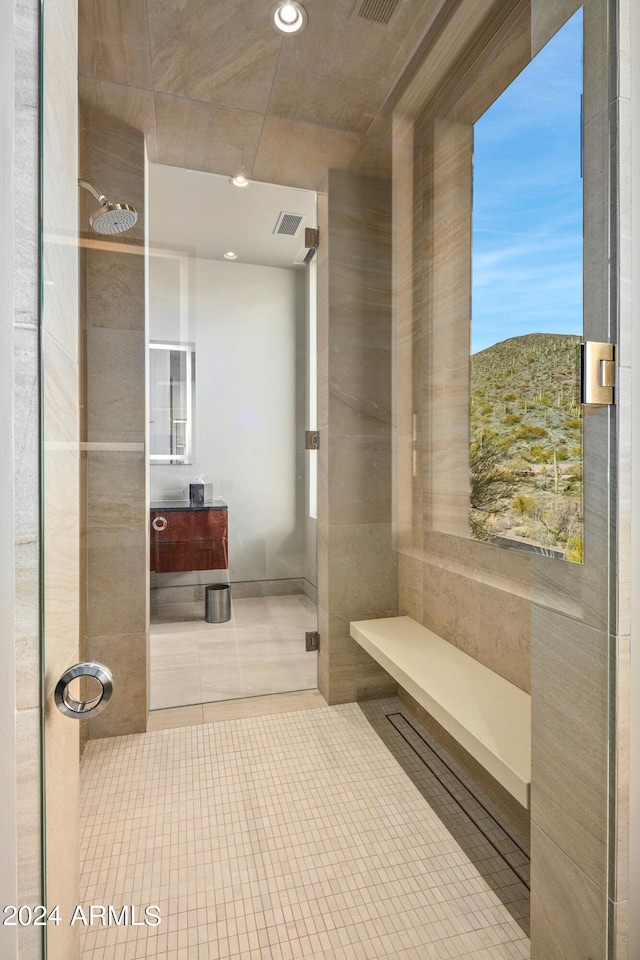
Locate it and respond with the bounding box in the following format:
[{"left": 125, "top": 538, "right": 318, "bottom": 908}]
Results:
[{"left": 205, "top": 583, "right": 231, "bottom": 623}]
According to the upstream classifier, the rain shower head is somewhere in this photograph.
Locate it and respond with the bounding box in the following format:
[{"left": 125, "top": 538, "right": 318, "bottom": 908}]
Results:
[
  {"left": 89, "top": 201, "right": 138, "bottom": 235},
  {"left": 78, "top": 178, "right": 138, "bottom": 235}
]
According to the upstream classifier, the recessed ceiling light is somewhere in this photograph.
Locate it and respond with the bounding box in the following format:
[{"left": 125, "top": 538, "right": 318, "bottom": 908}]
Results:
[
  {"left": 270, "top": 1, "right": 308, "bottom": 34},
  {"left": 230, "top": 175, "right": 250, "bottom": 187},
  {"left": 224, "top": 251, "right": 238, "bottom": 260}
]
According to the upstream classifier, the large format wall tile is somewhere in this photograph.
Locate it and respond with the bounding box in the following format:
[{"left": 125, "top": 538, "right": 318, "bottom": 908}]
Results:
[
  {"left": 327, "top": 523, "right": 397, "bottom": 628},
  {"left": 154, "top": 93, "right": 264, "bottom": 178},
  {"left": 266, "top": 0, "right": 440, "bottom": 134},
  {"left": 253, "top": 116, "right": 361, "bottom": 191},
  {"left": 85, "top": 327, "right": 145, "bottom": 443},
  {"left": 531, "top": 605, "right": 608, "bottom": 886},
  {"left": 84, "top": 125, "right": 145, "bottom": 241},
  {"left": 86, "top": 531, "right": 147, "bottom": 637},
  {"left": 422, "top": 557, "right": 531, "bottom": 692},
  {"left": 530, "top": 824, "right": 606, "bottom": 960},
  {"left": 79, "top": 0, "right": 149, "bottom": 47},
  {"left": 328, "top": 434, "right": 392, "bottom": 526},
  {"left": 40, "top": 0, "right": 82, "bottom": 953},
  {"left": 42, "top": 332, "right": 80, "bottom": 700},
  {"left": 86, "top": 451, "right": 145, "bottom": 533},
  {"left": 79, "top": 35, "right": 153, "bottom": 89},
  {"left": 611, "top": 898, "right": 628, "bottom": 960},
  {"left": 42, "top": 0, "right": 80, "bottom": 360},
  {"left": 324, "top": 647, "right": 397, "bottom": 704},
  {"left": 316, "top": 171, "right": 397, "bottom": 704},
  {"left": 148, "top": 0, "right": 280, "bottom": 112},
  {"left": 612, "top": 633, "right": 630, "bottom": 904},
  {"left": 81, "top": 121, "right": 149, "bottom": 743},
  {"left": 85, "top": 245, "right": 145, "bottom": 330},
  {"left": 14, "top": 326, "right": 41, "bottom": 715},
  {"left": 86, "top": 632, "right": 147, "bottom": 735},
  {"left": 583, "top": 107, "right": 609, "bottom": 341},
  {"left": 397, "top": 550, "right": 423, "bottom": 622},
  {"left": 43, "top": 442, "right": 80, "bottom": 697},
  {"left": 16, "top": 707, "right": 42, "bottom": 934},
  {"left": 79, "top": 77, "right": 156, "bottom": 148},
  {"left": 531, "top": 0, "right": 581, "bottom": 55},
  {"left": 44, "top": 667, "right": 81, "bottom": 960},
  {"left": 316, "top": 604, "right": 330, "bottom": 701}
]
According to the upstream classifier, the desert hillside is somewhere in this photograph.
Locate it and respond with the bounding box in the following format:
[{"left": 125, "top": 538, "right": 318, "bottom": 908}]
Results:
[{"left": 470, "top": 332, "right": 583, "bottom": 561}]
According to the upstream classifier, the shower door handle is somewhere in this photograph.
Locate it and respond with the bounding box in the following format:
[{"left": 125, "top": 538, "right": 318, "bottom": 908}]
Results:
[{"left": 54, "top": 661, "right": 114, "bottom": 719}]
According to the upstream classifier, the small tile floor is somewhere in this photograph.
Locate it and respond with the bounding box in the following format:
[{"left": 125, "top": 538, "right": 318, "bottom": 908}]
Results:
[
  {"left": 79, "top": 697, "right": 530, "bottom": 960},
  {"left": 150, "top": 595, "right": 317, "bottom": 711}
]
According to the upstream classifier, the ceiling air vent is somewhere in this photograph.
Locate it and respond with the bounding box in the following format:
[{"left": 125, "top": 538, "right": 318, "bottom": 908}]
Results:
[
  {"left": 354, "top": 0, "right": 400, "bottom": 26},
  {"left": 274, "top": 212, "right": 305, "bottom": 237}
]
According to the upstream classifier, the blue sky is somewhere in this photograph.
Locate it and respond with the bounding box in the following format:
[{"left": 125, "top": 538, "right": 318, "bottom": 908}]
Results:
[{"left": 471, "top": 8, "right": 583, "bottom": 354}]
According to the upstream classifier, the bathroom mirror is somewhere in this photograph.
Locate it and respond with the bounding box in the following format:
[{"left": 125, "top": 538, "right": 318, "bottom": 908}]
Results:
[
  {"left": 469, "top": 9, "right": 584, "bottom": 562},
  {"left": 149, "top": 341, "right": 195, "bottom": 464}
]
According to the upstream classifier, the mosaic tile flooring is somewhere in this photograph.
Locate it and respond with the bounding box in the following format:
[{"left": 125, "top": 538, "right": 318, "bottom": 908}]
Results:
[
  {"left": 79, "top": 698, "right": 530, "bottom": 960},
  {"left": 150, "top": 595, "right": 317, "bottom": 710}
]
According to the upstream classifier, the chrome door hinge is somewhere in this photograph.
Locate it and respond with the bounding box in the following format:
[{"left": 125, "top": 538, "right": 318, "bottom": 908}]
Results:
[
  {"left": 581, "top": 341, "right": 615, "bottom": 405},
  {"left": 303, "top": 228, "right": 319, "bottom": 264},
  {"left": 305, "top": 631, "right": 319, "bottom": 652},
  {"left": 305, "top": 430, "right": 320, "bottom": 450}
]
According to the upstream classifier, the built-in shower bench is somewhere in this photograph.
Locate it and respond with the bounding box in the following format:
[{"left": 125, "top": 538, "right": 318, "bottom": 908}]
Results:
[{"left": 350, "top": 616, "right": 531, "bottom": 809}]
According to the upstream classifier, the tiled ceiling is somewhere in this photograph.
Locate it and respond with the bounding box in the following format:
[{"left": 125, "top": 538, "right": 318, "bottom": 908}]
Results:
[{"left": 79, "top": 0, "right": 441, "bottom": 188}]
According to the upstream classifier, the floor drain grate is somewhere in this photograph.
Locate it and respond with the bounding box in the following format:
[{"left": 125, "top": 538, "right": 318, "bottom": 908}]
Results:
[{"left": 386, "top": 711, "right": 531, "bottom": 890}]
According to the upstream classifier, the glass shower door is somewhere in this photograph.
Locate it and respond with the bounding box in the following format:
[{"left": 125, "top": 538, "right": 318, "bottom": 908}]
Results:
[
  {"left": 145, "top": 170, "right": 319, "bottom": 712},
  {"left": 39, "top": 0, "right": 620, "bottom": 957}
]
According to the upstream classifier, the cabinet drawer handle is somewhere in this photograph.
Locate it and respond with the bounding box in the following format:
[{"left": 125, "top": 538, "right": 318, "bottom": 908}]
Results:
[{"left": 152, "top": 516, "right": 168, "bottom": 532}]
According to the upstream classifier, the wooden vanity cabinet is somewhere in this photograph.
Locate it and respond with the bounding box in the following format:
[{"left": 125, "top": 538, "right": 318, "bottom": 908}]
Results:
[{"left": 150, "top": 506, "right": 228, "bottom": 573}]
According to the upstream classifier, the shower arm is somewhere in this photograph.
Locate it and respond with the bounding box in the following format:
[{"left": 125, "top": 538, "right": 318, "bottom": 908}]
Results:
[{"left": 78, "top": 178, "right": 108, "bottom": 205}]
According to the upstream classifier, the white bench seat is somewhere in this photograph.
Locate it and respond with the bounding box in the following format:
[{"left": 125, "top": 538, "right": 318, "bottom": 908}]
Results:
[{"left": 350, "top": 616, "right": 531, "bottom": 809}]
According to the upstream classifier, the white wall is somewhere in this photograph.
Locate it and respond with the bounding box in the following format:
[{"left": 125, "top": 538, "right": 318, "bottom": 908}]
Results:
[{"left": 150, "top": 256, "right": 308, "bottom": 583}]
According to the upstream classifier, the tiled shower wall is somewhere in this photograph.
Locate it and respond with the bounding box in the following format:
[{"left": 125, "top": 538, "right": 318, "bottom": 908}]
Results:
[
  {"left": 316, "top": 169, "right": 398, "bottom": 705},
  {"left": 80, "top": 122, "right": 148, "bottom": 740},
  {"left": 391, "top": 0, "right": 621, "bottom": 955},
  {"left": 394, "top": 112, "right": 531, "bottom": 694},
  {"left": 41, "top": 0, "right": 81, "bottom": 947}
]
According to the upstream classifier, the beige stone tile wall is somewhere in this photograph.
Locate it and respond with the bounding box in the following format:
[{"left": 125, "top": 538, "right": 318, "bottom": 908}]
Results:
[
  {"left": 316, "top": 170, "right": 398, "bottom": 705},
  {"left": 394, "top": 129, "right": 533, "bottom": 693},
  {"left": 390, "top": 1, "right": 620, "bottom": 957},
  {"left": 530, "top": 609, "right": 608, "bottom": 899},
  {"left": 530, "top": 823, "right": 606, "bottom": 957},
  {"left": 40, "top": 0, "right": 82, "bottom": 955},
  {"left": 80, "top": 123, "right": 148, "bottom": 739}
]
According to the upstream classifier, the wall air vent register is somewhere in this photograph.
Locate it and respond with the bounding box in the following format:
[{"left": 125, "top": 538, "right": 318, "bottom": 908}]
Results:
[{"left": 274, "top": 212, "right": 305, "bottom": 236}]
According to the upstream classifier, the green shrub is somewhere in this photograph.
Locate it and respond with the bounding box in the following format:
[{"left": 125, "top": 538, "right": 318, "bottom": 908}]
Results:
[
  {"left": 511, "top": 494, "right": 536, "bottom": 517},
  {"left": 513, "top": 424, "right": 549, "bottom": 440}
]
